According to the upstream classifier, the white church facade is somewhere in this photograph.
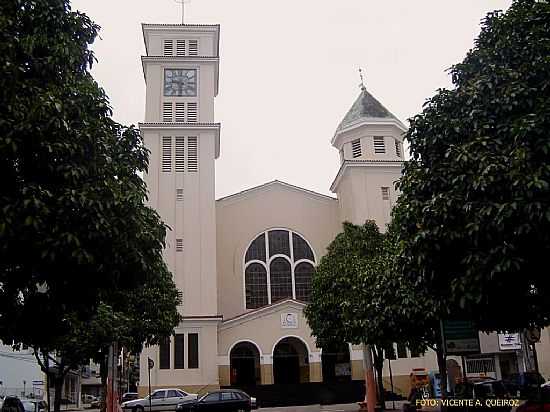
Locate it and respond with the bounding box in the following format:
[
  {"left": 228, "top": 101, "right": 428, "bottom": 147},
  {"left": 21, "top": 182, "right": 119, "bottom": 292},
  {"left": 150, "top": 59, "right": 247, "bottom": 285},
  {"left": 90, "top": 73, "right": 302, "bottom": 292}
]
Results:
[{"left": 137, "top": 21, "right": 543, "bottom": 404}]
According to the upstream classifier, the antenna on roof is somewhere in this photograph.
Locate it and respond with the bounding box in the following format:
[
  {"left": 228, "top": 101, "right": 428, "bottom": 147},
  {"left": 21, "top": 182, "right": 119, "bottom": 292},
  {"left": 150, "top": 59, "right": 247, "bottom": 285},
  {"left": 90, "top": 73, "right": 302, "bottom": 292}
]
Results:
[
  {"left": 358, "top": 67, "right": 366, "bottom": 91},
  {"left": 174, "top": 0, "right": 191, "bottom": 24}
]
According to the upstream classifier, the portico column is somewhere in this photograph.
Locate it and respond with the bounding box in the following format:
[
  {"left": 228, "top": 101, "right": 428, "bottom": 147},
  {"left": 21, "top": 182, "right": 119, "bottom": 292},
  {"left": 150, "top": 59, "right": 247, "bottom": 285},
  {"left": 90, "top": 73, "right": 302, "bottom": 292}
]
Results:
[
  {"left": 309, "top": 352, "right": 322, "bottom": 382},
  {"left": 260, "top": 354, "right": 273, "bottom": 385}
]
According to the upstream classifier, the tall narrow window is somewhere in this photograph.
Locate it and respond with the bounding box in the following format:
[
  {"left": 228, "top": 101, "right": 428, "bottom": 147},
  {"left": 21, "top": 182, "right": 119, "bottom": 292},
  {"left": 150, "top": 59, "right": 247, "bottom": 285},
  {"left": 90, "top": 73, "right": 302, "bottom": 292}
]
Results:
[
  {"left": 187, "top": 136, "right": 198, "bottom": 172},
  {"left": 162, "top": 137, "right": 172, "bottom": 172},
  {"left": 186, "top": 102, "right": 198, "bottom": 122},
  {"left": 188, "top": 333, "right": 199, "bottom": 368},
  {"left": 374, "top": 136, "right": 386, "bottom": 154},
  {"left": 175, "top": 136, "right": 185, "bottom": 172},
  {"left": 175, "top": 103, "right": 185, "bottom": 122},
  {"left": 381, "top": 187, "right": 390, "bottom": 201},
  {"left": 163, "top": 40, "right": 173, "bottom": 56},
  {"left": 174, "top": 334, "right": 185, "bottom": 369},
  {"left": 351, "top": 139, "right": 362, "bottom": 158},
  {"left": 176, "top": 238, "right": 183, "bottom": 252},
  {"left": 294, "top": 262, "right": 314, "bottom": 301},
  {"left": 176, "top": 188, "right": 184, "bottom": 202},
  {"left": 159, "top": 337, "right": 170, "bottom": 369},
  {"left": 395, "top": 140, "right": 401, "bottom": 157},
  {"left": 245, "top": 263, "right": 268, "bottom": 309},
  {"left": 188, "top": 40, "right": 199, "bottom": 56},
  {"left": 176, "top": 39, "right": 186, "bottom": 56},
  {"left": 163, "top": 102, "right": 173, "bottom": 122},
  {"left": 270, "top": 258, "right": 292, "bottom": 303}
]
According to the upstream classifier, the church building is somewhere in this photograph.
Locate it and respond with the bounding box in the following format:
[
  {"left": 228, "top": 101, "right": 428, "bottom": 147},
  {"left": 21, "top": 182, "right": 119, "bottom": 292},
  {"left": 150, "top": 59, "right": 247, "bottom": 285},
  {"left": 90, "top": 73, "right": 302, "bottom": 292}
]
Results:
[{"left": 137, "top": 20, "right": 541, "bottom": 405}]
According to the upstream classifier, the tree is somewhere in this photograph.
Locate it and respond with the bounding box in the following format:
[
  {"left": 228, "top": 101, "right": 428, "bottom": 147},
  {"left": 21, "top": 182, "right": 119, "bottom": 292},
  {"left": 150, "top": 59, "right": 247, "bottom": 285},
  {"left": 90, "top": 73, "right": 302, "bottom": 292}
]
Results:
[
  {"left": 393, "top": 0, "right": 550, "bottom": 332},
  {"left": 304, "top": 221, "right": 435, "bottom": 408},
  {"left": 0, "top": 2, "right": 181, "bottom": 410}
]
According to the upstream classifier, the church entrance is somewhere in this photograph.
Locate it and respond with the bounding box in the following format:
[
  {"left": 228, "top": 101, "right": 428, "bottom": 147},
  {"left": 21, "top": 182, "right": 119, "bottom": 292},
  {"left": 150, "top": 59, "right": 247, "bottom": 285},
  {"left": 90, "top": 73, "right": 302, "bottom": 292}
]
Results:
[
  {"left": 321, "top": 342, "right": 351, "bottom": 383},
  {"left": 230, "top": 342, "right": 261, "bottom": 386},
  {"left": 273, "top": 337, "right": 309, "bottom": 384}
]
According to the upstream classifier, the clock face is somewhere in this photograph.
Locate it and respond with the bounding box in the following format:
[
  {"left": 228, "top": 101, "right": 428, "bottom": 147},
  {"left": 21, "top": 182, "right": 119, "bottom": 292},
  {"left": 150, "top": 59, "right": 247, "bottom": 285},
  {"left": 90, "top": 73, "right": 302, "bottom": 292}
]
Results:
[{"left": 164, "top": 69, "right": 197, "bottom": 97}]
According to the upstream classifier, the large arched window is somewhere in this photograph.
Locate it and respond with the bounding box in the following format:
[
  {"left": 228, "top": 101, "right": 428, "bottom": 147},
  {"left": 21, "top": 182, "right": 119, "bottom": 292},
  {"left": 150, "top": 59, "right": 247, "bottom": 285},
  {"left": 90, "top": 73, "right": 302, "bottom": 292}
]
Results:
[{"left": 244, "top": 229, "right": 316, "bottom": 309}]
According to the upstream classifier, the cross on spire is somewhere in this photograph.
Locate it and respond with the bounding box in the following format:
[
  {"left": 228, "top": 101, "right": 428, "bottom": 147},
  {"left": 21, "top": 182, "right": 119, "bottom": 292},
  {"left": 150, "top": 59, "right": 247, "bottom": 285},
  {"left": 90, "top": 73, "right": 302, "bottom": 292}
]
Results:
[
  {"left": 358, "top": 67, "right": 366, "bottom": 91},
  {"left": 174, "top": 0, "right": 190, "bottom": 24}
]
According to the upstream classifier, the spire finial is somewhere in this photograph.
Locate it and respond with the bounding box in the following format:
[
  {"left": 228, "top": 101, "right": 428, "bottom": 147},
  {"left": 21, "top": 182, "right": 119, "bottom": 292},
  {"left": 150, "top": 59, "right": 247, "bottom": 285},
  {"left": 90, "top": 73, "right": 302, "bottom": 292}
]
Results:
[
  {"left": 174, "top": 0, "right": 191, "bottom": 24},
  {"left": 358, "top": 67, "right": 366, "bottom": 91}
]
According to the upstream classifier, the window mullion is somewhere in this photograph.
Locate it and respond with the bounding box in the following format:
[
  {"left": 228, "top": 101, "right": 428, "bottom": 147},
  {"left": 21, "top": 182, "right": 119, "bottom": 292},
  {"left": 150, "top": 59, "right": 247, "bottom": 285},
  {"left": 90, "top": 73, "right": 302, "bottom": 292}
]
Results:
[
  {"left": 264, "top": 232, "right": 271, "bottom": 304},
  {"left": 289, "top": 231, "right": 296, "bottom": 300}
]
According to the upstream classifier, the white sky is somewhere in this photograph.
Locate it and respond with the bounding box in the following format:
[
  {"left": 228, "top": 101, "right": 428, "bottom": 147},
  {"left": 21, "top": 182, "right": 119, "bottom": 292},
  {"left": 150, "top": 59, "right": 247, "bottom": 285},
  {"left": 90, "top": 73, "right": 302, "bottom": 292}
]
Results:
[{"left": 71, "top": 0, "right": 512, "bottom": 198}]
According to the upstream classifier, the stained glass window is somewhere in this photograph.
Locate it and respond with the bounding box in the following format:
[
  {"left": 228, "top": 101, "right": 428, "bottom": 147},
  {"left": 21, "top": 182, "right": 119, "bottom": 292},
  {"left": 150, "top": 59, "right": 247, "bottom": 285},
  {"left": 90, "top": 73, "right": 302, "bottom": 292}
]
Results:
[
  {"left": 295, "top": 262, "right": 314, "bottom": 301},
  {"left": 270, "top": 258, "right": 292, "bottom": 303},
  {"left": 245, "top": 263, "right": 268, "bottom": 309}
]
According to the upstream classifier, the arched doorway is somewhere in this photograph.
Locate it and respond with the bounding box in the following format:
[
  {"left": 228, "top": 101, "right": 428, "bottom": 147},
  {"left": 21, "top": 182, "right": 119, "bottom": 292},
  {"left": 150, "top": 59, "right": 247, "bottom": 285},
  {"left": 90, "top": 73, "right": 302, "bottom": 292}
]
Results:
[
  {"left": 273, "top": 337, "right": 310, "bottom": 384},
  {"left": 230, "top": 342, "right": 261, "bottom": 386},
  {"left": 322, "top": 342, "right": 351, "bottom": 383}
]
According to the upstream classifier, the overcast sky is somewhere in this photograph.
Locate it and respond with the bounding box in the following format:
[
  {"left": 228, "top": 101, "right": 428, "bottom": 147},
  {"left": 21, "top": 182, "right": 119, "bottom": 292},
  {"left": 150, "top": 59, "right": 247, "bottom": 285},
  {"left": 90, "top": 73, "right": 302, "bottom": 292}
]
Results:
[{"left": 71, "top": 0, "right": 512, "bottom": 198}]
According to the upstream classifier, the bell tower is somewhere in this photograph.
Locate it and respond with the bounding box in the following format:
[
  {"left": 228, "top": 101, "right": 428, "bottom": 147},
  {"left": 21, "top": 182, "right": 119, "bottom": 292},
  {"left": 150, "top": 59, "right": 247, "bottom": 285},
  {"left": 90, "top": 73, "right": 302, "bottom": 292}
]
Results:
[
  {"left": 139, "top": 23, "right": 221, "bottom": 393},
  {"left": 330, "top": 85, "right": 406, "bottom": 230}
]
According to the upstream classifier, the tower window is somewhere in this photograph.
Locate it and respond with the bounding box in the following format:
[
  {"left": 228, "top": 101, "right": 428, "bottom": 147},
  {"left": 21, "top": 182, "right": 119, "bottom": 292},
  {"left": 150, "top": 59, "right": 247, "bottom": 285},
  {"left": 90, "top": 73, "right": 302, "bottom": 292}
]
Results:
[
  {"left": 175, "top": 136, "right": 185, "bottom": 172},
  {"left": 163, "top": 102, "right": 173, "bottom": 122},
  {"left": 175, "top": 103, "right": 185, "bottom": 122},
  {"left": 187, "top": 136, "right": 198, "bottom": 172},
  {"left": 176, "top": 39, "right": 186, "bottom": 56},
  {"left": 176, "top": 238, "right": 183, "bottom": 252},
  {"left": 381, "top": 187, "right": 390, "bottom": 200},
  {"left": 186, "top": 102, "right": 198, "bottom": 123},
  {"left": 374, "top": 136, "right": 386, "bottom": 154},
  {"left": 162, "top": 137, "right": 172, "bottom": 172},
  {"left": 395, "top": 140, "right": 401, "bottom": 157},
  {"left": 188, "top": 40, "right": 199, "bottom": 56},
  {"left": 351, "top": 139, "right": 362, "bottom": 158},
  {"left": 163, "top": 40, "right": 174, "bottom": 56},
  {"left": 176, "top": 188, "right": 184, "bottom": 202}
]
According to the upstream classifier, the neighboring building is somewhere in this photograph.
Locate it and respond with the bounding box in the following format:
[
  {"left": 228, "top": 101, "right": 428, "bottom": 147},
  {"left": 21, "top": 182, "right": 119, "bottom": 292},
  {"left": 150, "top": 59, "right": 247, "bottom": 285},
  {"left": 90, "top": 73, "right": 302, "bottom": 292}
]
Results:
[
  {"left": 137, "top": 18, "right": 548, "bottom": 402},
  {"left": 0, "top": 343, "right": 44, "bottom": 398}
]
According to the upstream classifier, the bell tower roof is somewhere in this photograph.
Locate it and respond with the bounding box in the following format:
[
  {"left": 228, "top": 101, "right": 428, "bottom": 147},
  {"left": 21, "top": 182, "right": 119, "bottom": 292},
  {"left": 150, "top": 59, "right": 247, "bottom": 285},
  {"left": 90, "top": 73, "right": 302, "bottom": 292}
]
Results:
[{"left": 335, "top": 88, "right": 405, "bottom": 135}]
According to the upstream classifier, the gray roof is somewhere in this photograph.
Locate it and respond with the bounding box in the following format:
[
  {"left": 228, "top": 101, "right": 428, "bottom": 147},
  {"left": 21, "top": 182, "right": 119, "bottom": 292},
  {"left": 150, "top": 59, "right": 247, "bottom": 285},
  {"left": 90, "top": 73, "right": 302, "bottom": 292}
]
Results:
[{"left": 336, "top": 88, "right": 401, "bottom": 133}]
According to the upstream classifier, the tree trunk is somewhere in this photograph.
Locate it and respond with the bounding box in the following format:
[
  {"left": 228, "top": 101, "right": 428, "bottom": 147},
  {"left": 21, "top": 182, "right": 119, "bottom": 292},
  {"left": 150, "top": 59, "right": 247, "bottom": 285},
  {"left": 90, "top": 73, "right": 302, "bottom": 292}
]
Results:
[
  {"left": 373, "top": 345, "right": 386, "bottom": 411},
  {"left": 99, "top": 351, "right": 108, "bottom": 412},
  {"left": 435, "top": 342, "right": 448, "bottom": 398},
  {"left": 53, "top": 376, "right": 64, "bottom": 412}
]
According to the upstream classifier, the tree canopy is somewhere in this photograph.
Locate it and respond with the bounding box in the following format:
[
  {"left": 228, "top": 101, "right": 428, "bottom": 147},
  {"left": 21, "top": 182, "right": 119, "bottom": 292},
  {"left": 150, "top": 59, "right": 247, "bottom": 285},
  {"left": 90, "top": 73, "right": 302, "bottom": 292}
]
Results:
[{"left": 393, "top": 0, "right": 550, "bottom": 332}]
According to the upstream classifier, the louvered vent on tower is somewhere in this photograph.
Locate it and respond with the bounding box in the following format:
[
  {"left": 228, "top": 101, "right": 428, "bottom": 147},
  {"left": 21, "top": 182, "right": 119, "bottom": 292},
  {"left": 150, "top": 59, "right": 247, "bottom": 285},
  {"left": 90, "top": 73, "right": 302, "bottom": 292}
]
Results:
[
  {"left": 351, "top": 139, "right": 362, "bottom": 158},
  {"left": 176, "top": 39, "right": 186, "bottom": 56},
  {"left": 187, "top": 136, "right": 198, "bottom": 172},
  {"left": 188, "top": 40, "right": 199, "bottom": 56},
  {"left": 176, "top": 188, "right": 184, "bottom": 202},
  {"left": 175, "top": 103, "right": 185, "bottom": 122},
  {"left": 381, "top": 187, "right": 390, "bottom": 200},
  {"left": 163, "top": 40, "right": 173, "bottom": 56},
  {"left": 395, "top": 140, "right": 401, "bottom": 157},
  {"left": 186, "top": 102, "right": 198, "bottom": 122},
  {"left": 175, "top": 136, "right": 185, "bottom": 172},
  {"left": 163, "top": 102, "right": 173, "bottom": 122},
  {"left": 374, "top": 136, "right": 386, "bottom": 154},
  {"left": 176, "top": 238, "right": 183, "bottom": 252},
  {"left": 162, "top": 137, "right": 172, "bottom": 172}
]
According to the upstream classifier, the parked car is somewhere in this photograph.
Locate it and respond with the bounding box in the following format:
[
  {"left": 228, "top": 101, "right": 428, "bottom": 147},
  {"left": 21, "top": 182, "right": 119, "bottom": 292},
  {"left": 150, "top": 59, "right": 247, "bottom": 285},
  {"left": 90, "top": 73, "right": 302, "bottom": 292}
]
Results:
[
  {"left": 503, "top": 372, "right": 546, "bottom": 399},
  {"left": 20, "top": 400, "right": 47, "bottom": 412},
  {"left": 82, "top": 394, "right": 97, "bottom": 404},
  {"left": 517, "top": 386, "right": 550, "bottom": 412},
  {"left": 452, "top": 380, "right": 513, "bottom": 412},
  {"left": 121, "top": 389, "right": 197, "bottom": 412},
  {"left": 90, "top": 398, "right": 103, "bottom": 409},
  {"left": 1, "top": 397, "right": 25, "bottom": 412},
  {"left": 176, "top": 389, "right": 257, "bottom": 412},
  {"left": 121, "top": 393, "right": 139, "bottom": 403}
]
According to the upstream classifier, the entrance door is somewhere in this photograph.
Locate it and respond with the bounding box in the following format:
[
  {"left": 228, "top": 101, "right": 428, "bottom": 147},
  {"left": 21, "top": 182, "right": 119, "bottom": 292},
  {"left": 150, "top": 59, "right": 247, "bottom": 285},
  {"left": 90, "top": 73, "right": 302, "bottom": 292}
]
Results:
[
  {"left": 273, "top": 337, "right": 309, "bottom": 384},
  {"left": 230, "top": 342, "right": 261, "bottom": 386}
]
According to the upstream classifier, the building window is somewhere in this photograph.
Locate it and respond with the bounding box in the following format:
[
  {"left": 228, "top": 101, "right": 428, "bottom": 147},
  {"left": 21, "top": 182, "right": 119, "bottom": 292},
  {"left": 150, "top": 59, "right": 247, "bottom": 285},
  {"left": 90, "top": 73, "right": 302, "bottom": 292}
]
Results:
[
  {"left": 395, "top": 140, "right": 401, "bottom": 157},
  {"left": 245, "top": 263, "right": 268, "bottom": 309},
  {"left": 270, "top": 258, "right": 292, "bottom": 303},
  {"left": 187, "top": 136, "right": 198, "bottom": 172},
  {"left": 159, "top": 337, "right": 171, "bottom": 369},
  {"left": 396, "top": 343, "right": 407, "bottom": 359},
  {"left": 188, "top": 39, "right": 199, "bottom": 56},
  {"left": 381, "top": 187, "right": 390, "bottom": 201},
  {"left": 163, "top": 39, "right": 173, "bottom": 56},
  {"left": 175, "top": 136, "right": 185, "bottom": 172},
  {"left": 351, "top": 139, "right": 362, "bottom": 158},
  {"left": 294, "top": 262, "right": 314, "bottom": 301},
  {"left": 373, "top": 136, "right": 385, "bottom": 154},
  {"left": 176, "top": 39, "right": 185, "bottom": 56},
  {"left": 244, "top": 230, "right": 316, "bottom": 309},
  {"left": 188, "top": 333, "right": 199, "bottom": 369},
  {"left": 174, "top": 334, "right": 185, "bottom": 369},
  {"left": 176, "top": 239, "right": 183, "bottom": 252},
  {"left": 162, "top": 137, "right": 172, "bottom": 172}
]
